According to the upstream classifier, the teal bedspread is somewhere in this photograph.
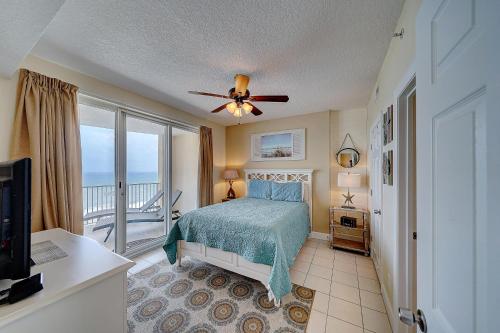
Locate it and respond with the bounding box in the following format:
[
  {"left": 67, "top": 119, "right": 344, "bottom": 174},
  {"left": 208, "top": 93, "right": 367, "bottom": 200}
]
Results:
[{"left": 163, "top": 197, "right": 310, "bottom": 301}]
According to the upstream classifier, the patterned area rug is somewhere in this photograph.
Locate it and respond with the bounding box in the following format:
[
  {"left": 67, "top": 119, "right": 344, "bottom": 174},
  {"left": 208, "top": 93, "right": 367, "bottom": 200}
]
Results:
[{"left": 127, "top": 258, "right": 315, "bottom": 333}]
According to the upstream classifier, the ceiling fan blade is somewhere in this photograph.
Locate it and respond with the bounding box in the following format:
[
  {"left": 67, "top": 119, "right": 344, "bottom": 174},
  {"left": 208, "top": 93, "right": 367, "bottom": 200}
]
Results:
[
  {"left": 246, "top": 102, "right": 263, "bottom": 116},
  {"left": 211, "top": 103, "right": 229, "bottom": 113},
  {"left": 188, "top": 91, "right": 231, "bottom": 99},
  {"left": 248, "top": 95, "right": 289, "bottom": 102}
]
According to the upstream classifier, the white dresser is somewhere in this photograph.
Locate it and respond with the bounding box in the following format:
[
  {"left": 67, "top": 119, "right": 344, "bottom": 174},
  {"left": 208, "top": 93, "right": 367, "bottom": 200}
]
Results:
[{"left": 0, "top": 228, "right": 134, "bottom": 333}]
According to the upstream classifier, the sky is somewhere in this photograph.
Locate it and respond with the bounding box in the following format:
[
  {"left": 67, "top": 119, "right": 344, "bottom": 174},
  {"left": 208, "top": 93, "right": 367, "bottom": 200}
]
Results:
[
  {"left": 261, "top": 133, "right": 292, "bottom": 149},
  {"left": 80, "top": 125, "right": 158, "bottom": 174}
]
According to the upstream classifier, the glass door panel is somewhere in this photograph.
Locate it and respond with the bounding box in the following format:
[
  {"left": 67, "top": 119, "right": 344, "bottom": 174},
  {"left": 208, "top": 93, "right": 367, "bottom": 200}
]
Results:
[
  {"left": 171, "top": 127, "right": 199, "bottom": 220},
  {"left": 79, "top": 103, "right": 116, "bottom": 251},
  {"left": 125, "top": 116, "right": 167, "bottom": 251},
  {"left": 79, "top": 95, "right": 200, "bottom": 256}
]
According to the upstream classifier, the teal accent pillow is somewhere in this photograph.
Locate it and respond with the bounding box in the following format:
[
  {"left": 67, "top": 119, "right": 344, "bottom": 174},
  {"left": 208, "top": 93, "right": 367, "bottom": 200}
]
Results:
[
  {"left": 271, "top": 182, "right": 302, "bottom": 202},
  {"left": 247, "top": 180, "right": 272, "bottom": 199}
]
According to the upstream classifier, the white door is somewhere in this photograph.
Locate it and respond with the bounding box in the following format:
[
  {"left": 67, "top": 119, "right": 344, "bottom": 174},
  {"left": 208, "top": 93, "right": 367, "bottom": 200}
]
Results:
[
  {"left": 416, "top": 1, "right": 499, "bottom": 332},
  {"left": 369, "top": 117, "right": 383, "bottom": 271}
]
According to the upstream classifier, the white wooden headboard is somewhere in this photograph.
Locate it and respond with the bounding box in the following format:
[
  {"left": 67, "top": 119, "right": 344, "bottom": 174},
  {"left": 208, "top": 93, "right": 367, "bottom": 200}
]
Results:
[{"left": 244, "top": 169, "right": 314, "bottom": 230}]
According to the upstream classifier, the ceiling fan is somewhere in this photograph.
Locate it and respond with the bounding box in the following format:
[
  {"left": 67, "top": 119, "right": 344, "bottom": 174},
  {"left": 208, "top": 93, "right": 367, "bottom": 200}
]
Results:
[{"left": 188, "top": 74, "right": 289, "bottom": 119}]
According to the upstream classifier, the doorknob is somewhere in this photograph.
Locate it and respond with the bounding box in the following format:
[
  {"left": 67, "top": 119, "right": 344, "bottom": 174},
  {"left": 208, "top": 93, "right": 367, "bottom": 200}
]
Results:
[
  {"left": 373, "top": 209, "right": 381, "bottom": 215},
  {"left": 399, "top": 307, "right": 427, "bottom": 332}
]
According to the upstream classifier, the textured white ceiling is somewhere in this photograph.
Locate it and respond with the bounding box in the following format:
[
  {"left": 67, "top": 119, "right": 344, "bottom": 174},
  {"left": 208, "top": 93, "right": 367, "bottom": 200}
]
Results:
[
  {"left": 30, "top": 0, "right": 403, "bottom": 125},
  {"left": 0, "top": 0, "right": 65, "bottom": 77}
]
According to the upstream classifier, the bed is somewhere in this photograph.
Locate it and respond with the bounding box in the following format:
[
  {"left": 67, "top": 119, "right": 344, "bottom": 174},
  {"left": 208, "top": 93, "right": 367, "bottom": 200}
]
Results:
[{"left": 163, "top": 169, "right": 313, "bottom": 305}]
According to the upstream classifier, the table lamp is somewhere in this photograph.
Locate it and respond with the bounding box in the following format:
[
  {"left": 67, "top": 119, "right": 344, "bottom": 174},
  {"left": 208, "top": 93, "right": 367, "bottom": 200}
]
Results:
[
  {"left": 337, "top": 172, "right": 361, "bottom": 209},
  {"left": 224, "top": 169, "right": 239, "bottom": 199}
]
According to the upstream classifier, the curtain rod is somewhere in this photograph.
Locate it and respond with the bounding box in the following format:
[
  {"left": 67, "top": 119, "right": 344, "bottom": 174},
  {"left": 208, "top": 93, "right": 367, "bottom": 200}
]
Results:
[{"left": 78, "top": 90, "right": 201, "bottom": 133}]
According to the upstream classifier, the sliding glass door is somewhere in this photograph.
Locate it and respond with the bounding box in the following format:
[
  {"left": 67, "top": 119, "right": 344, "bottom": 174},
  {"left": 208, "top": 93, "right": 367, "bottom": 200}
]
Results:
[
  {"left": 80, "top": 102, "right": 117, "bottom": 251},
  {"left": 123, "top": 115, "right": 167, "bottom": 253},
  {"left": 79, "top": 95, "right": 199, "bottom": 256}
]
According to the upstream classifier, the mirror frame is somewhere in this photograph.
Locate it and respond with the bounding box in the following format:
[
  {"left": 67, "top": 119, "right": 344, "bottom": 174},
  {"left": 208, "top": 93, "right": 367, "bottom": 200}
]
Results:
[{"left": 336, "top": 147, "right": 360, "bottom": 168}]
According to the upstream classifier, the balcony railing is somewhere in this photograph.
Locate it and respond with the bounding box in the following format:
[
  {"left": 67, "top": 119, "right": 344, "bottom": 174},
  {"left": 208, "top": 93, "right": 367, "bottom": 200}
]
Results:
[{"left": 82, "top": 182, "right": 160, "bottom": 225}]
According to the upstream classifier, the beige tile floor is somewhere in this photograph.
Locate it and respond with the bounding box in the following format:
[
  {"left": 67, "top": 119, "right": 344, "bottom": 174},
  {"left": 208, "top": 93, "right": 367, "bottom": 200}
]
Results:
[
  {"left": 128, "top": 238, "right": 392, "bottom": 333},
  {"left": 128, "top": 246, "right": 167, "bottom": 274},
  {"left": 296, "top": 239, "right": 392, "bottom": 333}
]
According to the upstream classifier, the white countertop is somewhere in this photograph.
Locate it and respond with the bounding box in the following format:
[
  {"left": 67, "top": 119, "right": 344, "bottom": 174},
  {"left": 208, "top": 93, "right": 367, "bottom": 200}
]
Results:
[{"left": 0, "top": 228, "right": 134, "bottom": 327}]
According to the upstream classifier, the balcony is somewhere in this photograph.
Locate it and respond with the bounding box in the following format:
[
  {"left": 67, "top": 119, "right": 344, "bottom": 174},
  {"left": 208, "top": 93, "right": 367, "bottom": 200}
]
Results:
[
  {"left": 82, "top": 182, "right": 165, "bottom": 250},
  {"left": 79, "top": 102, "right": 198, "bottom": 253}
]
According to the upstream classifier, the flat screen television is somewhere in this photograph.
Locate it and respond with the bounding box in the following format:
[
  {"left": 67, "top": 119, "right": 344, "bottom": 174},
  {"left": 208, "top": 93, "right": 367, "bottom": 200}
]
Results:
[{"left": 0, "top": 158, "right": 31, "bottom": 280}]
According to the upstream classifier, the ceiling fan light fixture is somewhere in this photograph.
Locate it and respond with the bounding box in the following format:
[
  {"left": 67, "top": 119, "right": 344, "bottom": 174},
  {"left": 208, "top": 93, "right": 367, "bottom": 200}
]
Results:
[
  {"left": 188, "top": 75, "right": 288, "bottom": 119},
  {"left": 226, "top": 101, "right": 237, "bottom": 114},
  {"left": 242, "top": 102, "right": 253, "bottom": 114}
]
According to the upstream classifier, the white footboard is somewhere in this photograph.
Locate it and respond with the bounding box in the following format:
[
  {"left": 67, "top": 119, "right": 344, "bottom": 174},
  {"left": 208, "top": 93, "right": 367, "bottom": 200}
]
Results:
[{"left": 177, "top": 240, "right": 281, "bottom": 305}]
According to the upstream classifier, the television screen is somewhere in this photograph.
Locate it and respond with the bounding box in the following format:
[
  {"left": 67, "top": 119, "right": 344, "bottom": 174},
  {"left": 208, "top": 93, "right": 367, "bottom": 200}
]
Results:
[{"left": 0, "top": 158, "right": 31, "bottom": 280}]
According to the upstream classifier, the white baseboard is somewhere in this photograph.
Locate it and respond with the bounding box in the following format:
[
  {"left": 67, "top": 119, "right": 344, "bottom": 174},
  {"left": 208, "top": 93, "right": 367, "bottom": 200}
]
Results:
[
  {"left": 309, "top": 232, "right": 330, "bottom": 241},
  {"left": 381, "top": 281, "right": 396, "bottom": 332},
  {"left": 376, "top": 266, "right": 396, "bottom": 333}
]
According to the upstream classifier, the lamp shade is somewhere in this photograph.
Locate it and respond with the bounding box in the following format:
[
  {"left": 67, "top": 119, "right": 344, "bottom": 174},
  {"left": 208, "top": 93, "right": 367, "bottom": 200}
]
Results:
[
  {"left": 337, "top": 173, "right": 361, "bottom": 188},
  {"left": 224, "top": 169, "right": 239, "bottom": 180}
]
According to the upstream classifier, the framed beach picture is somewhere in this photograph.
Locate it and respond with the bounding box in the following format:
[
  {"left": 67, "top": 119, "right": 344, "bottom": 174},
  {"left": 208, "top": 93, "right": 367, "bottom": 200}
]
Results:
[
  {"left": 251, "top": 128, "right": 305, "bottom": 161},
  {"left": 383, "top": 104, "right": 393, "bottom": 145},
  {"left": 383, "top": 150, "right": 393, "bottom": 185}
]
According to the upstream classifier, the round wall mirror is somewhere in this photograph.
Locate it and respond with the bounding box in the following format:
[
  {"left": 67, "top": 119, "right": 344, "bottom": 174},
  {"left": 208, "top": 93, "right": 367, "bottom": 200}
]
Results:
[{"left": 336, "top": 148, "right": 360, "bottom": 168}]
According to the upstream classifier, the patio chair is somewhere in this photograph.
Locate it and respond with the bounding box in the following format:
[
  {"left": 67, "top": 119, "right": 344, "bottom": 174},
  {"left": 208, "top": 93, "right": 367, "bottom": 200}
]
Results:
[
  {"left": 93, "top": 189, "right": 183, "bottom": 242},
  {"left": 83, "top": 190, "right": 164, "bottom": 221}
]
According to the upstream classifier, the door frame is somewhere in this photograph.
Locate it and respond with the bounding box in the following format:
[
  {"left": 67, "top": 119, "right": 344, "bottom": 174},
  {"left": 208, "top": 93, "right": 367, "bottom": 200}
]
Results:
[
  {"left": 395, "top": 75, "right": 417, "bottom": 333},
  {"left": 369, "top": 114, "right": 383, "bottom": 272},
  {"left": 392, "top": 61, "right": 417, "bottom": 333}
]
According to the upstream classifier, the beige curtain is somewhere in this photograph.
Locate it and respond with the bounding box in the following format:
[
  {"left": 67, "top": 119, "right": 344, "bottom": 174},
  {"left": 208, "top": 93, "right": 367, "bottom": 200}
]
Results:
[
  {"left": 10, "top": 69, "right": 83, "bottom": 234},
  {"left": 198, "top": 126, "right": 214, "bottom": 207}
]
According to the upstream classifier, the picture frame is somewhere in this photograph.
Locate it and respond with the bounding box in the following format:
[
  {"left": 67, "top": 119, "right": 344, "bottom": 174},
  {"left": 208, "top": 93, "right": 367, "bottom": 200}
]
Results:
[
  {"left": 251, "top": 128, "right": 305, "bottom": 161},
  {"left": 383, "top": 150, "right": 393, "bottom": 185},
  {"left": 383, "top": 104, "right": 393, "bottom": 145}
]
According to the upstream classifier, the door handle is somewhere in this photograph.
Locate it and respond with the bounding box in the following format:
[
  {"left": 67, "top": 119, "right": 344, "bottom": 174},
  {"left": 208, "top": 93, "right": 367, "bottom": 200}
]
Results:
[
  {"left": 373, "top": 209, "right": 381, "bottom": 215},
  {"left": 399, "top": 307, "right": 427, "bottom": 332}
]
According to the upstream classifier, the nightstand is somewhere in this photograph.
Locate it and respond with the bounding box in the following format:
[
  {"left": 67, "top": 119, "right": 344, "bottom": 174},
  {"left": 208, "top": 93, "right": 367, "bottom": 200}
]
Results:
[{"left": 329, "top": 207, "right": 370, "bottom": 256}]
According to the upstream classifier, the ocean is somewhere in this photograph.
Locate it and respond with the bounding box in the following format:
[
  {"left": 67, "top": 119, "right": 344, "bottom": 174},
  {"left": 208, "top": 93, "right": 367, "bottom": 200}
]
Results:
[
  {"left": 82, "top": 172, "right": 160, "bottom": 216},
  {"left": 260, "top": 146, "right": 292, "bottom": 158},
  {"left": 83, "top": 171, "right": 158, "bottom": 186}
]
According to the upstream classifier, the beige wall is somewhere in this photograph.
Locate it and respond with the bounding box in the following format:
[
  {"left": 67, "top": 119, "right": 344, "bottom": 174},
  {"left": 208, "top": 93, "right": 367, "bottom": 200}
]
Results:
[
  {"left": 0, "top": 55, "right": 226, "bottom": 202},
  {"left": 365, "top": 0, "right": 421, "bottom": 322},
  {"left": 226, "top": 111, "right": 331, "bottom": 233},
  {"left": 172, "top": 131, "right": 199, "bottom": 213},
  {"left": 330, "top": 109, "right": 368, "bottom": 210},
  {"left": 225, "top": 110, "right": 369, "bottom": 234},
  {"left": 0, "top": 72, "right": 18, "bottom": 161}
]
